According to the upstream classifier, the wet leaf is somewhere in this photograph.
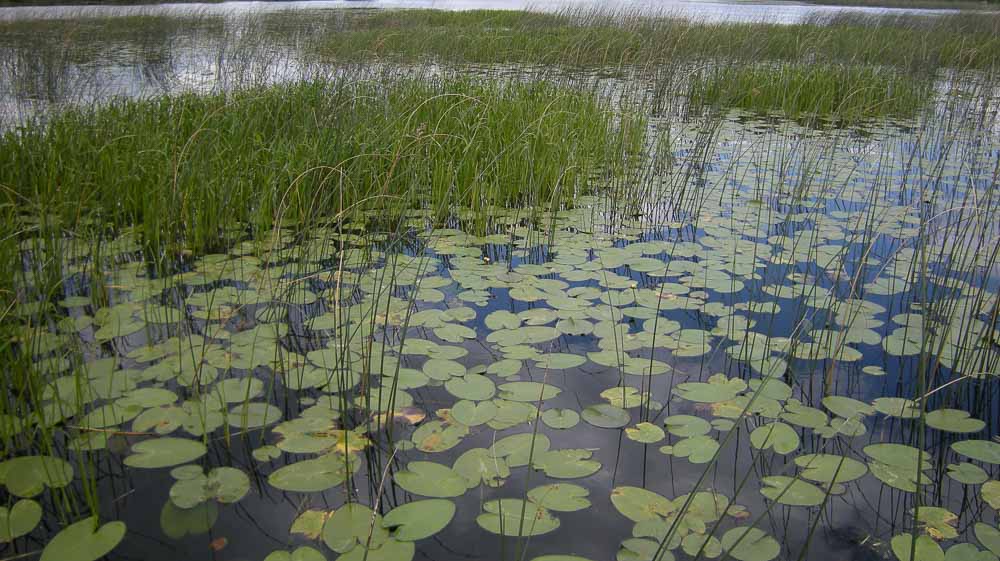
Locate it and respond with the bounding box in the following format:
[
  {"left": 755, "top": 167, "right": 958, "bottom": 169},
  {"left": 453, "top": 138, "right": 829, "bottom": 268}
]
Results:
[
  {"left": 953, "top": 440, "right": 1000, "bottom": 464},
  {"left": 0, "top": 455, "right": 74, "bottom": 498},
  {"left": 382, "top": 499, "right": 455, "bottom": 541},
  {"left": 527, "top": 484, "right": 590, "bottom": 512},
  {"left": 749, "top": 422, "right": 799, "bottom": 455},
  {"left": 760, "top": 476, "right": 827, "bottom": 506},
  {"left": 626, "top": 422, "right": 665, "bottom": 444},
  {"left": 542, "top": 408, "right": 580, "bottom": 429},
  {"left": 40, "top": 517, "right": 126, "bottom": 561},
  {"left": 721, "top": 526, "right": 779, "bottom": 561},
  {"left": 321, "top": 503, "right": 388, "bottom": 553},
  {"left": 394, "top": 461, "right": 467, "bottom": 497},
  {"left": 891, "top": 534, "right": 945, "bottom": 561},
  {"left": 123, "top": 437, "right": 207, "bottom": 469},
  {"left": 476, "top": 498, "right": 560, "bottom": 537},
  {"left": 581, "top": 403, "right": 630, "bottom": 429},
  {"left": 0, "top": 499, "right": 41, "bottom": 542}
]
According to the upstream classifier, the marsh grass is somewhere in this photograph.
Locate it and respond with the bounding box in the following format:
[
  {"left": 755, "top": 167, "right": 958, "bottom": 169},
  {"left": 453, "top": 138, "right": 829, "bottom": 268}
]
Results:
[
  {"left": 687, "top": 62, "right": 933, "bottom": 122},
  {"left": 0, "top": 76, "right": 645, "bottom": 261},
  {"left": 312, "top": 9, "right": 1000, "bottom": 71}
]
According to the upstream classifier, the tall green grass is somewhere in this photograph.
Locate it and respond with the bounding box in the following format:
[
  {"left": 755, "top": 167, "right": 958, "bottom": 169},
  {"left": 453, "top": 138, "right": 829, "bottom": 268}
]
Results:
[
  {"left": 0, "top": 76, "right": 645, "bottom": 263},
  {"left": 312, "top": 9, "right": 1000, "bottom": 71},
  {"left": 687, "top": 62, "right": 933, "bottom": 122}
]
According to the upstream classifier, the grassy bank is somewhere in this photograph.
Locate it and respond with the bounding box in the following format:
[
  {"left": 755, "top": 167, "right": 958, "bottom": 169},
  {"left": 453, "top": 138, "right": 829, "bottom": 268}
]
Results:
[
  {"left": 311, "top": 9, "right": 1000, "bottom": 71},
  {"left": 0, "top": 77, "right": 645, "bottom": 261}
]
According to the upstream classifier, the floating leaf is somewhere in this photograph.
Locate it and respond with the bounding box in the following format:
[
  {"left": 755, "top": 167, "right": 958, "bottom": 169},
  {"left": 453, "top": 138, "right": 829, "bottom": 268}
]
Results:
[
  {"left": 795, "top": 454, "right": 867, "bottom": 484},
  {"left": 874, "top": 397, "right": 921, "bottom": 419},
  {"left": 169, "top": 467, "right": 249, "bottom": 508},
  {"left": 669, "top": 435, "right": 720, "bottom": 464},
  {"left": 527, "top": 484, "right": 591, "bottom": 512},
  {"left": 453, "top": 448, "right": 510, "bottom": 488},
  {"left": 322, "top": 503, "right": 388, "bottom": 553},
  {"left": 498, "top": 382, "right": 561, "bottom": 402},
  {"left": 268, "top": 454, "right": 356, "bottom": 492},
  {"left": 382, "top": 499, "right": 455, "bottom": 541},
  {"left": 975, "top": 523, "right": 1000, "bottom": 556},
  {"left": 0, "top": 455, "right": 74, "bottom": 497},
  {"left": 891, "top": 534, "right": 945, "bottom": 561},
  {"left": 626, "top": 422, "right": 665, "bottom": 444},
  {"left": 610, "top": 486, "right": 675, "bottom": 522},
  {"left": 760, "top": 476, "right": 826, "bottom": 506},
  {"left": 476, "top": 499, "right": 559, "bottom": 537},
  {"left": 663, "top": 415, "right": 712, "bottom": 437},
  {"left": 40, "top": 517, "right": 126, "bottom": 561},
  {"left": 925, "top": 409, "right": 985, "bottom": 433},
  {"left": 865, "top": 443, "right": 932, "bottom": 492},
  {"left": 984, "top": 481, "right": 1000, "bottom": 510},
  {"left": 0, "top": 499, "right": 41, "bottom": 542},
  {"left": 290, "top": 510, "right": 331, "bottom": 540},
  {"left": 581, "top": 403, "right": 630, "bottom": 429},
  {"left": 721, "top": 527, "right": 780, "bottom": 561},
  {"left": 263, "top": 546, "right": 326, "bottom": 561},
  {"left": 542, "top": 408, "right": 580, "bottom": 429},
  {"left": 394, "top": 461, "right": 467, "bottom": 497},
  {"left": 749, "top": 422, "right": 799, "bottom": 455},
  {"left": 913, "top": 507, "right": 958, "bottom": 540},
  {"left": 946, "top": 462, "right": 988, "bottom": 485},
  {"left": 534, "top": 449, "right": 601, "bottom": 479},
  {"left": 953, "top": 440, "right": 1000, "bottom": 464},
  {"left": 124, "top": 438, "right": 207, "bottom": 469}
]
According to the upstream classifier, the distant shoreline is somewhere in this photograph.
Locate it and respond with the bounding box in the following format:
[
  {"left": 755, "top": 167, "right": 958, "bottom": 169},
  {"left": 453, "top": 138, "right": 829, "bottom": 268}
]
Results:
[{"left": 0, "top": 0, "right": 997, "bottom": 10}]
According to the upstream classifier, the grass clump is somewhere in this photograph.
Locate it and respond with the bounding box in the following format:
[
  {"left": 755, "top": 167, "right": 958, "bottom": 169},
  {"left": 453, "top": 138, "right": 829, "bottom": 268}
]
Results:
[
  {"left": 0, "top": 77, "right": 644, "bottom": 260},
  {"left": 687, "top": 62, "right": 933, "bottom": 122},
  {"left": 311, "top": 9, "right": 1000, "bottom": 71}
]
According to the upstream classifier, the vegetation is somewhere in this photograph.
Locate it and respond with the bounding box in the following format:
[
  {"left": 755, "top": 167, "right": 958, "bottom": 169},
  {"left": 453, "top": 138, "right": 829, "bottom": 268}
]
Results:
[{"left": 0, "top": 7, "right": 999, "bottom": 561}]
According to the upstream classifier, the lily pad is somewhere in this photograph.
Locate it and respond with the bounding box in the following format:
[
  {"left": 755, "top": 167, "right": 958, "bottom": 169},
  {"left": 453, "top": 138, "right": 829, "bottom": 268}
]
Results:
[
  {"left": 476, "top": 498, "right": 560, "bottom": 537},
  {"left": 394, "top": 462, "right": 467, "bottom": 497},
  {"left": 542, "top": 408, "right": 580, "bottom": 429},
  {"left": 0, "top": 499, "right": 42, "bottom": 542},
  {"left": 40, "top": 517, "right": 126, "bottom": 561},
  {"left": 382, "top": 499, "right": 455, "bottom": 541},
  {"left": 721, "top": 527, "right": 780, "bottom": 561},
  {"left": 581, "top": 403, "right": 630, "bottom": 429},
  {"left": 124, "top": 438, "right": 207, "bottom": 469},
  {"left": 0, "top": 455, "right": 74, "bottom": 497},
  {"left": 953, "top": 440, "right": 1000, "bottom": 464},
  {"left": 527, "top": 484, "right": 591, "bottom": 512}
]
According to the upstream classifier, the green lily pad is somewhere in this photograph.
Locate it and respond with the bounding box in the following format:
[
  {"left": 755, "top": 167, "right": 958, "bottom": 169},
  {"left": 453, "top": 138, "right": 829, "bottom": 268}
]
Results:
[
  {"left": 945, "top": 462, "right": 988, "bottom": 485},
  {"left": 527, "top": 484, "right": 591, "bottom": 512},
  {"left": 795, "top": 454, "right": 868, "bottom": 484},
  {"left": 891, "top": 534, "right": 944, "bottom": 561},
  {"left": 322, "top": 503, "right": 388, "bottom": 553},
  {"left": 445, "top": 375, "right": 496, "bottom": 401},
  {"left": 40, "top": 517, "right": 126, "bottom": 561},
  {"left": 268, "top": 454, "right": 356, "bottom": 492},
  {"left": 534, "top": 449, "right": 601, "bottom": 479},
  {"left": 669, "top": 435, "right": 720, "bottom": 464},
  {"left": 721, "top": 526, "right": 780, "bottom": 561},
  {"left": 453, "top": 448, "right": 510, "bottom": 488},
  {"left": 976, "top": 523, "right": 1000, "bottom": 556},
  {"left": 926, "top": 409, "right": 985, "bottom": 433},
  {"left": 760, "top": 476, "right": 827, "bottom": 506},
  {"left": 581, "top": 403, "right": 630, "bottom": 428},
  {"left": 124, "top": 437, "right": 207, "bottom": 469},
  {"left": 394, "top": 461, "right": 467, "bottom": 497},
  {"left": 476, "top": 498, "right": 560, "bottom": 537},
  {"left": 450, "top": 400, "right": 497, "bottom": 426},
  {"left": 382, "top": 499, "right": 455, "bottom": 541},
  {"left": 169, "top": 467, "right": 250, "bottom": 508},
  {"left": 0, "top": 455, "right": 74, "bottom": 497},
  {"left": 336, "top": 538, "right": 414, "bottom": 561},
  {"left": 263, "top": 546, "right": 327, "bottom": 561},
  {"left": 864, "top": 443, "right": 932, "bottom": 492},
  {"left": 498, "top": 382, "right": 562, "bottom": 402},
  {"left": 913, "top": 507, "right": 958, "bottom": 540},
  {"left": 953, "top": 440, "right": 1000, "bottom": 464},
  {"left": 626, "top": 422, "right": 665, "bottom": 444},
  {"left": 663, "top": 415, "right": 712, "bottom": 437},
  {"left": 609, "top": 486, "right": 675, "bottom": 522},
  {"left": 0, "top": 499, "right": 42, "bottom": 542},
  {"left": 873, "top": 397, "right": 922, "bottom": 419},
  {"left": 984, "top": 480, "right": 1000, "bottom": 510},
  {"left": 749, "top": 422, "right": 799, "bottom": 455},
  {"left": 542, "top": 408, "right": 580, "bottom": 429},
  {"left": 413, "top": 420, "right": 469, "bottom": 453}
]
